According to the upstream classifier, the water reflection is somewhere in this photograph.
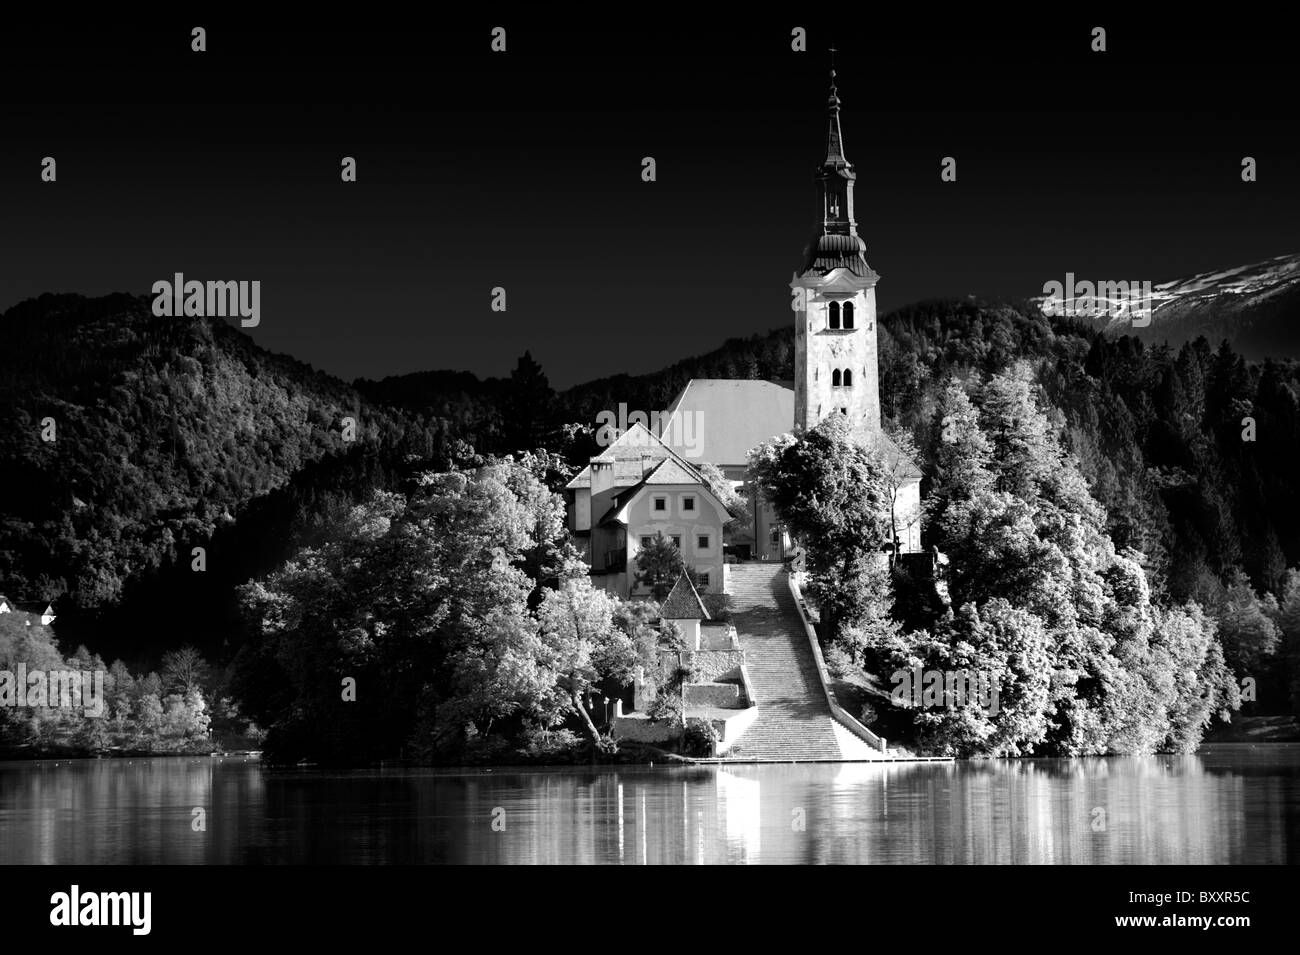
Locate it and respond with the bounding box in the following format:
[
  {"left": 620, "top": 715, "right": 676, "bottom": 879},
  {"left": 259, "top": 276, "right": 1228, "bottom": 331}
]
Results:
[{"left": 0, "top": 745, "right": 1295, "bottom": 864}]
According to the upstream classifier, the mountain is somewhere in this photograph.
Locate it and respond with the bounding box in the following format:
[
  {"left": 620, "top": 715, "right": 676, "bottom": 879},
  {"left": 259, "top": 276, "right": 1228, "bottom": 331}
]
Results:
[
  {"left": 1033, "top": 252, "right": 1300, "bottom": 358},
  {"left": 0, "top": 293, "right": 452, "bottom": 659}
]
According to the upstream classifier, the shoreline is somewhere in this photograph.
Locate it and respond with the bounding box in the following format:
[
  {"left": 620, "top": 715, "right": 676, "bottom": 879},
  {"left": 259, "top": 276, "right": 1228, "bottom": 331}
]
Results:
[{"left": 5, "top": 738, "right": 1299, "bottom": 770}]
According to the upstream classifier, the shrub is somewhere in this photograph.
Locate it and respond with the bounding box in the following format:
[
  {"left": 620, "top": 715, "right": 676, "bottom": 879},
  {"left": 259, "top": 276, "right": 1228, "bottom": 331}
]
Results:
[
  {"left": 647, "top": 691, "right": 684, "bottom": 726},
  {"left": 520, "top": 725, "right": 582, "bottom": 759},
  {"left": 825, "top": 643, "right": 856, "bottom": 678},
  {"left": 683, "top": 719, "right": 719, "bottom": 757}
]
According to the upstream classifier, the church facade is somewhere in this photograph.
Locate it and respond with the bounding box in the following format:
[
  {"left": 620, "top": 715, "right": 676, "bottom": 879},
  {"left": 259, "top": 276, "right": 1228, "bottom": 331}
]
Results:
[{"left": 566, "top": 68, "right": 922, "bottom": 595}]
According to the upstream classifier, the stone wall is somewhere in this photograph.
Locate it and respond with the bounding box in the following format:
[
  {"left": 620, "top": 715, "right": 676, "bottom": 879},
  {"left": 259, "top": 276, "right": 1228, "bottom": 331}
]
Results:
[
  {"left": 613, "top": 714, "right": 681, "bottom": 744},
  {"left": 660, "top": 648, "right": 744, "bottom": 684},
  {"left": 684, "top": 683, "right": 741, "bottom": 708},
  {"left": 698, "top": 623, "right": 738, "bottom": 651}
]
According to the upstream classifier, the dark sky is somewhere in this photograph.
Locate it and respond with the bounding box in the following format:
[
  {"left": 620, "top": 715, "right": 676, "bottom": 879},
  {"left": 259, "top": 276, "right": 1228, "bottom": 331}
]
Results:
[{"left": 1, "top": 15, "right": 1296, "bottom": 388}]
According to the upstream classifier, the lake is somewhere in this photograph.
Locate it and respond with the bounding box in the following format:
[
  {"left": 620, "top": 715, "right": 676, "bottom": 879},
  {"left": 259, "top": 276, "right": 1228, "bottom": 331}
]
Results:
[{"left": 1, "top": 744, "right": 1296, "bottom": 864}]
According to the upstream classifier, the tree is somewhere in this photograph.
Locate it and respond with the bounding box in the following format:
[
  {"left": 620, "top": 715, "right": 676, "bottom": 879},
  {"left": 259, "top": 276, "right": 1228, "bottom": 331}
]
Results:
[
  {"left": 536, "top": 575, "right": 642, "bottom": 742},
  {"left": 1150, "top": 602, "right": 1239, "bottom": 751},
  {"left": 136, "top": 693, "right": 164, "bottom": 748},
  {"left": 919, "top": 370, "right": 1241, "bottom": 756},
  {"left": 696, "top": 462, "right": 745, "bottom": 522},
  {"left": 1277, "top": 570, "right": 1300, "bottom": 716},
  {"left": 928, "top": 378, "right": 994, "bottom": 523},
  {"left": 1215, "top": 568, "right": 1281, "bottom": 676},
  {"left": 881, "top": 426, "right": 923, "bottom": 555},
  {"left": 634, "top": 532, "right": 700, "bottom": 601},
  {"left": 161, "top": 645, "right": 210, "bottom": 696},
  {"left": 501, "top": 351, "right": 556, "bottom": 453},
  {"left": 438, "top": 603, "right": 559, "bottom": 740},
  {"left": 237, "top": 458, "right": 566, "bottom": 764},
  {"left": 891, "top": 599, "right": 1053, "bottom": 757},
  {"left": 749, "top": 414, "right": 894, "bottom": 645}
]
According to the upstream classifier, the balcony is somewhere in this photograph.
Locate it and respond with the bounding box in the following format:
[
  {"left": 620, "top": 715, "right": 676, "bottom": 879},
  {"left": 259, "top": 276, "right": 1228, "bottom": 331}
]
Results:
[{"left": 602, "top": 548, "right": 627, "bottom": 574}]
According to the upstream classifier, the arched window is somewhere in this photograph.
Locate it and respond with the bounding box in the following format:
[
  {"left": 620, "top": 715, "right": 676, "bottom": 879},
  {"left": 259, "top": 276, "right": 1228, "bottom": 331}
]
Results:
[
  {"left": 843, "top": 302, "right": 855, "bottom": 328},
  {"left": 831, "top": 369, "right": 842, "bottom": 386},
  {"left": 828, "top": 301, "right": 841, "bottom": 329},
  {"left": 843, "top": 369, "right": 853, "bottom": 387}
]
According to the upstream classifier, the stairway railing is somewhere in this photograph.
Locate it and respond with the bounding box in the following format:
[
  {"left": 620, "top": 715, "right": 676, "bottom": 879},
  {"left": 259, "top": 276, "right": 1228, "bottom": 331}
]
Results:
[{"left": 785, "top": 570, "right": 888, "bottom": 753}]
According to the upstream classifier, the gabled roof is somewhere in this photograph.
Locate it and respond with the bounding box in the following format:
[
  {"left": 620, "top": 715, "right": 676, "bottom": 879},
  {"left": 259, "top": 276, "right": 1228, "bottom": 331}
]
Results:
[
  {"left": 566, "top": 422, "right": 704, "bottom": 491},
  {"left": 597, "top": 458, "right": 725, "bottom": 527},
  {"left": 660, "top": 379, "right": 796, "bottom": 467},
  {"left": 864, "top": 430, "right": 923, "bottom": 481},
  {"left": 640, "top": 458, "right": 701, "bottom": 486},
  {"left": 661, "top": 573, "right": 710, "bottom": 621}
]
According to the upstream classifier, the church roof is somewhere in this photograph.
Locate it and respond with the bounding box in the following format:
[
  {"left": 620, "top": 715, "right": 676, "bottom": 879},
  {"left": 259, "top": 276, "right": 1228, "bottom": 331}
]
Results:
[
  {"left": 660, "top": 573, "right": 711, "bottom": 620},
  {"left": 801, "top": 234, "right": 879, "bottom": 279},
  {"left": 661, "top": 378, "right": 921, "bottom": 480},
  {"left": 661, "top": 379, "right": 796, "bottom": 468}
]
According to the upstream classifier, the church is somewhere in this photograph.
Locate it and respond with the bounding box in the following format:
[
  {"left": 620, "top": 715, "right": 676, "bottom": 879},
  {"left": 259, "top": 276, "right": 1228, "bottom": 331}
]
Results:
[{"left": 566, "top": 67, "right": 922, "bottom": 596}]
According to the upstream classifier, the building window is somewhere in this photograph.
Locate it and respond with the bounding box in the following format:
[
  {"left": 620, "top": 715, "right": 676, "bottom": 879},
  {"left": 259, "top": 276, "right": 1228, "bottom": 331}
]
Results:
[
  {"left": 832, "top": 368, "right": 842, "bottom": 387},
  {"left": 697, "top": 535, "right": 710, "bottom": 549},
  {"left": 843, "top": 369, "right": 853, "bottom": 387},
  {"left": 843, "top": 301, "right": 855, "bottom": 328},
  {"left": 841, "top": 407, "right": 848, "bottom": 416},
  {"left": 698, "top": 572, "right": 710, "bottom": 588},
  {"left": 640, "top": 536, "right": 653, "bottom": 548},
  {"left": 653, "top": 496, "right": 666, "bottom": 512},
  {"left": 770, "top": 526, "right": 780, "bottom": 544},
  {"left": 828, "top": 301, "right": 841, "bottom": 329},
  {"left": 683, "top": 496, "right": 695, "bottom": 512},
  {"left": 671, "top": 535, "right": 682, "bottom": 549}
]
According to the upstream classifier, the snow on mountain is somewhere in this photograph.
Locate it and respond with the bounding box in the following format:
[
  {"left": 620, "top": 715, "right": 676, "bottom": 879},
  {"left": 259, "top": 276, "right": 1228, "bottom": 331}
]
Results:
[{"left": 1033, "top": 252, "right": 1300, "bottom": 358}]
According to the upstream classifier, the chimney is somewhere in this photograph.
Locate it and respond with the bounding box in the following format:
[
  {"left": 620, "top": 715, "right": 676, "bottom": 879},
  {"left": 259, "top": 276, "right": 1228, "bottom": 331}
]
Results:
[{"left": 590, "top": 458, "right": 616, "bottom": 498}]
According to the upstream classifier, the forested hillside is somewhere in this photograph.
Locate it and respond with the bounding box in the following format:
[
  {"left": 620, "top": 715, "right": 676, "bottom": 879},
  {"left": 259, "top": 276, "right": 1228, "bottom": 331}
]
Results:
[
  {"left": 879, "top": 299, "right": 1300, "bottom": 604},
  {"left": 0, "top": 294, "right": 457, "bottom": 658}
]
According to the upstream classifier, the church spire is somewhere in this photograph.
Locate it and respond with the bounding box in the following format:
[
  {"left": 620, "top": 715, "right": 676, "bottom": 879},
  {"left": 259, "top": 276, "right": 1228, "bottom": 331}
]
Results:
[
  {"left": 799, "top": 50, "right": 875, "bottom": 279},
  {"left": 825, "top": 47, "right": 847, "bottom": 168}
]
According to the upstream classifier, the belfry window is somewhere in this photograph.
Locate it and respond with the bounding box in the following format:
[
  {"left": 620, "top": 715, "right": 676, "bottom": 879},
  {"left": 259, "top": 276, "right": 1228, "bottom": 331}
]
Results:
[
  {"left": 828, "top": 301, "right": 841, "bottom": 329},
  {"left": 832, "top": 369, "right": 842, "bottom": 386},
  {"left": 843, "top": 302, "right": 855, "bottom": 328},
  {"left": 843, "top": 369, "right": 853, "bottom": 387}
]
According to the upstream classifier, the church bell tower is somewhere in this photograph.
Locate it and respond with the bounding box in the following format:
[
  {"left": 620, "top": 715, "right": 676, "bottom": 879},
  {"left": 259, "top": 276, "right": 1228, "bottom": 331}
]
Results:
[{"left": 791, "top": 55, "right": 881, "bottom": 441}]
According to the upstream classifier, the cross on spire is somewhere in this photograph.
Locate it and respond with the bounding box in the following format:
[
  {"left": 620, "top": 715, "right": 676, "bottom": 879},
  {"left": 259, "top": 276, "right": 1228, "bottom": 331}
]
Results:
[
  {"left": 824, "top": 46, "right": 846, "bottom": 165},
  {"left": 828, "top": 46, "right": 840, "bottom": 107}
]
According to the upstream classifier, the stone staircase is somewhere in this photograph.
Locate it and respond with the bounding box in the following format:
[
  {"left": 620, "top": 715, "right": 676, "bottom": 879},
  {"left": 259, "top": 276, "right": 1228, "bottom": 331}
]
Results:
[{"left": 724, "top": 563, "right": 844, "bottom": 760}]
